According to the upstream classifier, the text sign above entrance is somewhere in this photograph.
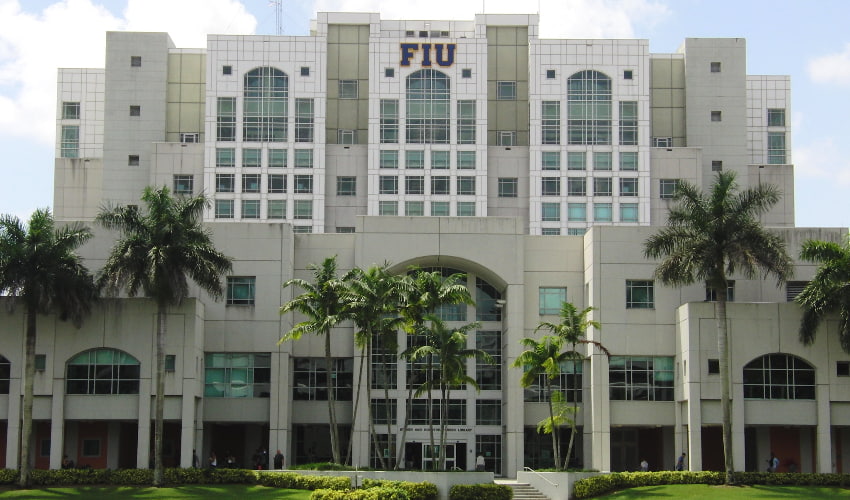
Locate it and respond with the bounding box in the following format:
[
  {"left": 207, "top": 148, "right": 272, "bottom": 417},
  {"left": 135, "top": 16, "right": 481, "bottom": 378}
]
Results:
[{"left": 400, "top": 43, "right": 456, "bottom": 67}]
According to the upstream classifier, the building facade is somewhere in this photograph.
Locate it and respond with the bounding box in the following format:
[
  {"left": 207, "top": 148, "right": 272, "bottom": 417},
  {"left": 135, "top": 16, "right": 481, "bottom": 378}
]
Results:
[{"left": 0, "top": 12, "right": 844, "bottom": 475}]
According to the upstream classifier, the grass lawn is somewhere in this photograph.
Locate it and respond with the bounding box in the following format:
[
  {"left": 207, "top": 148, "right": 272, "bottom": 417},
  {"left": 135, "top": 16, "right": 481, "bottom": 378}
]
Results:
[
  {"left": 601, "top": 484, "right": 850, "bottom": 498},
  {"left": 0, "top": 484, "right": 312, "bottom": 499}
]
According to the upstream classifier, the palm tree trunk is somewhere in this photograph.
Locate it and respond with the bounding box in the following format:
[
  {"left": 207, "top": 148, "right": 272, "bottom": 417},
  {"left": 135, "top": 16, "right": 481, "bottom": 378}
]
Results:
[
  {"left": 427, "top": 354, "right": 435, "bottom": 470},
  {"left": 18, "top": 308, "right": 36, "bottom": 488},
  {"left": 546, "top": 378, "right": 561, "bottom": 471},
  {"left": 153, "top": 306, "right": 166, "bottom": 486},
  {"left": 717, "top": 296, "right": 734, "bottom": 484},
  {"left": 563, "top": 347, "right": 579, "bottom": 470},
  {"left": 394, "top": 385, "right": 415, "bottom": 470},
  {"left": 439, "top": 384, "right": 448, "bottom": 470},
  {"left": 382, "top": 353, "right": 394, "bottom": 469},
  {"left": 345, "top": 343, "right": 366, "bottom": 466},
  {"left": 366, "top": 344, "right": 388, "bottom": 469},
  {"left": 324, "top": 330, "right": 341, "bottom": 464}
]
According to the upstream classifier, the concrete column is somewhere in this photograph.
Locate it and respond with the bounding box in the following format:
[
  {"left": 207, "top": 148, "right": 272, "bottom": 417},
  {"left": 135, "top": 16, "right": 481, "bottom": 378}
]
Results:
[
  {"left": 49, "top": 379, "right": 65, "bottom": 469},
  {"left": 816, "top": 384, "right": 832, "bottom": 472},
  {"left": 5, "top": 379, "right": 21, "bottom": 469},
  {"left": 588, "top": 350, "right": 610, "bottom": 471},
  {"left": 179, "top": 383, "right": 196, "bottom": 468},
  {"left": 136, "top": 380, "right": 152, "bottom": 468},
  {"left": 502, "top": 283, "right": 524, "bottom": 478},
  {"left": 731, "top": 382, "right": 746, "bottom": 472},
  {"left": 269, "top": 351, "right": 291, "bottom": 467}
]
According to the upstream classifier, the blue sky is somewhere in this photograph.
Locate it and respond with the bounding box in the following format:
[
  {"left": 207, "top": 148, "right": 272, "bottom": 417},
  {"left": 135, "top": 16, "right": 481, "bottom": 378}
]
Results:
[{"left": 0, "top": 0, "right": 847, "bottom": 228}]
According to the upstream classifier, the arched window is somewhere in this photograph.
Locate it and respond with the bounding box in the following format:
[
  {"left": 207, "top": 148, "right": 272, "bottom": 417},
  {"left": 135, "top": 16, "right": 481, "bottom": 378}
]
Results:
[
  {"left": 567, "top": 70, "right": 611, "bottom": 145},
  {"left": 406, "top": 69, "right": 450, "bottom": 144},
  {"left": 0, "top": 355, "right": 9, "bottom": 394},
  {"left": 243, "top": 67, "right": 288, "bottom": 142},
  {"left": 743, "top": 353, "right": 815, "bottom": 400},
  {"left": 66, "top": 349, "right": 140, "bottom": 395}
]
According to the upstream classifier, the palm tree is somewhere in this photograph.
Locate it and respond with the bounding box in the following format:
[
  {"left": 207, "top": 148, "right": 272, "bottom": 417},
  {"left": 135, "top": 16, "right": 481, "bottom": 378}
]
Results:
[
  {"left": 796, "top": 236, "right": 850, "bottom": 352},
  {"left": 0, "top": 209, "right": 97, "bottom": 488},
  {"left": 513, "top": 335, "right": 573, "bottom": 471},
  {"left": 643, "top": 171, "right": 792, "bottom": 484},
  {"left": 535, "top": 302, "right": 608, "bottom": 469},
  {"left": 406, "top": 314, "right": 491, "bottom": 470},
  {"left": 97, "top": 187, "right": 232, "bottom": 486},
  {"left": 280, "top": 256, "right": 350, "bottom": 464}
]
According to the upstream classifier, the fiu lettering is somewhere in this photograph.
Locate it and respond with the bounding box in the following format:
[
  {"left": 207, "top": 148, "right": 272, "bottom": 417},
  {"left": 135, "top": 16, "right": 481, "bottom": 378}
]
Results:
[{"left": 400, "top": 43, "right": 456, "bottom": 67}]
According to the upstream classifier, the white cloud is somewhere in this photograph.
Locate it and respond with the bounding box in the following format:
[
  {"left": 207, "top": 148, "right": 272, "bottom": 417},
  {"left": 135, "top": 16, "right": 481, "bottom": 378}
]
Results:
[
  {"left": 0, "top": 0, "right": 257, "bottom": 145},
  {"left": 793, "top": 138, "right": 850, "bottom": 187},
  {"left": 808, "top": 43, "right": 850, "bottom": 86}
]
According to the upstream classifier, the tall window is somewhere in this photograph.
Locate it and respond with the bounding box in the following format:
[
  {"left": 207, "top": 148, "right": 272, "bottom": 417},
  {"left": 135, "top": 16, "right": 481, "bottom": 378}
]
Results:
[
  {"left": 609, "top": 356, "right": 674, "bottom": 401},
  {"left": 523, "top": 359, "right": 582, "bottom": 402},
  {"left": 406, "top": 69, "right": 450, "bottom": 144},
  {"left": 62, "top": 101, "right": 80, "bottom": 119},
  {"left": 60, "top": 125, "right": 79, "bottom": 158},
  {"left": 66, "top": 349, "right": 140, "bottom": 395},
  {"left": 204, "top": 353, "right": 271, "bottom": 398},
  {"left": 743, "top": 354, "right": 815, "bottom": 400},
  {"left": 541, "top": 101, "right": 561, "bottom": 145},
  {"left": 294, "top": 98, "right": 314, "bottom": 143},
  {"left": 243, "top": 67, "right": 288, "bottom": 142},
  {"left": 619, "top": 101, "right": 638, "bottom": 145},
  {"left": 767, "top": 108, "right": 786, "bottom": 127},
  {"left": 0, "top": 355, "right": 8, "bottom": 394},
  {"left": 292, "top": 358, "right": 353, "bottom": 401},
  {"left": 476, "top": 331, "right": 502, "bottom": 390},
  {"left": 767, "top": 132, "right": 786, "bottom": 164},
  {"left": 216, "top": 97, "right": 236, "bottom": 141},
  {"left": 226, "top": 276, "right": 256, "bottom": 305},
  {"left": 626, "top": 280, "right": 654, "bottom": 309},
  {"left": 457, "top": 100, "right": 476, "bottom": 144},
  {"left": 568, "top": 70, "right": 612, "bottom": 145},
  {"left": 380, "top": 100, "right": 399, "bottom": 143}
]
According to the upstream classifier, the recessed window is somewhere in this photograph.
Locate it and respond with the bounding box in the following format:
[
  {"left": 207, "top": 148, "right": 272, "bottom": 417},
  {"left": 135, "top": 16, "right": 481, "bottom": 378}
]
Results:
[
  {"left": 130, "top": 56, "right": 142, "bottom": 67},
  {"left": 457, "top": 202, "right": 475, "bottom": 216},
  {"left": 406, "top": 201, "right": 424, "bottom": 216},
  {"left": 336, "top": 176, "right": 356, "bottom": 196},
  {"left": 300, "top": 66, "right": 310, "bottom": 77},
  {"left": 706, "top": 281, "right": 735, "bottom": 302},
  {"left": 838, "top": 361, "right": 850, "bottom": 377},
  {"left": 128, "top": 155, "right": 140, "bottom": 166},
  {"left": 405, "top": 175, "right": 425, "bottom": 195},
  {"left": 293, "top": 358, "right": 352, "bottom": 401},
  {"left": 567, "top": 152, "right": 586, "bottom": 170},
  {"left": 205, "top": 352, "right": 271, "bottom": 398},
  {"left": 462, "top": 68, "right": 472, "bottom": 78},
  {"left": 659, "top": 179, "right": 680, "bottom": 199},
  {"left": 173, "top": 175, "right": 193, "bottom": 195},
  {"left": 708, "top": 359, "right": 720, "bottom": 374},
  {"left": 498, "top": 131, "right": 517, "bottom": 146},
  {"left": 268, "top": 149, "right": 286, "bottom": 168},
  {"left": 268, "top": 200, "right": 286, "bottom": 219},
  {"left": 609, "top": 356, "right": 674, "bottom": 401},
  {"left": 223, "top": 65, "right": 232, "bottom": 75},
  {"left": 594, "top": 152, "right": 612, "bottom": 170},
  {"left": 215, "top": 200, "right": 234, "bottom": 219},
  {"left": 623, "top": 70, "right": 633, "bottom": 80},
  {"left": 497, "top": 81, "right": 517, "bottom": 100},
  {"left": 431, "top": 176, "right": 450, "bottom": 195},
  {"left": 216, "top": 174, "right": 235, "bottom": 193},
  {"left": 180, "top": 132, "right": 199, "bottom": 143},
  {"left": 379, "top": 200, "right": 398, "bottom": 215},
  {"left": 620, "top": 152, "right": 638, "bottom": 171},
  {"left": 294, "top": 149, "right": 313, "bottom": 168},
  {"left": 567, "top": 177, "right": 586, "bottom": 196},
  {"left": 620, "top": 203, "right": 638, "bottom": 222},
  {"left": 541, "top": 228, "right": 560, "bottom": 235},
  {"left": 498, "top": 178, "right": 518, "bottom": 198},
  {"left": 62, "top": 102, "right": 80, "bottom": 119},
  {"left": 767, "top": 108, "right": 786, "bottom": 127},
  {"left": 620, "top": 178, "right": 638, "bottom": 196},
  {"left": 476, "top": 399, "right": 502, "bottom": 425},
  {"left": 268, "top": 174, "right": 286, "bottom": 193},
  {"left": 652, "top": 137, "right": 672, "bottom": 148},
  {"left": 336, "top": 227, "right": 355, "bottom": 233},
  {"left": 743, "top": 354, "right": 815, "bottom": 400},
  {"left": 129, "top": 105, "right": 140, "bottom": 117},
  {"left": 626, "top": 280, "right": 654, "bottom": 309},
  {"left": 712, "top": 160, "right": 723, "bottom": 172},
  {"left": 338, "top": 129, "right": 356, "bottom": 144},
  {"left": 594, "top": 203, "right": 613, "bottom": 222},
  {"left": 380, "top": 150, "right": 399, "bottom": 169},
  {"left": 241, "top": 199, "right": 260, "bottom": 219},
  {"left": 710, "top": 61, "right": 721, "bottom": 73},
  {"left": 711, "top": 111, "right": 722, "bottom": 122},
  {"left": 431, "top": 201, "right": 450, "bottom": 216},
  {"left": 216, "top": 148, "right": 235, "bottom": 167},
  {"left": 34, "top": 354, "right": 46, "bottom": 372},
  {"left": 165, "top": 355, "right": 176, "bottom": 372},
  {"left": 456, "top": 176, "right": 475, "bottom": 195},
  {"left": 226, "top": 277, "right": 256, "bottom": 305},
  {"left": 457, "top": 150, "right": 476, "bottom": 169},
  {"left": 339, "top": 80, "right": 358, "bottom": 99},
  {"left": 539, "top": 287, "right": 567, "bottom": 315},
  {"left": 242, "top": 174, "right": 260, "bottom": 193},
  {"left": 593, "top": 177, "right": 612, "bottom": 197},
  {"left": 429, "top": 150, "right": 448, "bottom": 169},
  {"left": 292, "top": 225, "right": 312, "bottom": 233},
  {"left": 767, "top": 132, "right": 786, "bottom": 164},
  {"left": 567, "top": 203, "right": 586, "bottom": 222},
  {"left": 419, "top": 31, "right": 427, "bottom": 37},
  {"left": 294, "top": 175, "right": 313, "bottom": 193},
  {"left": 82, "top": 439, "right": 101, "bottom": 457},
  {"left": 542, "top": 151, "right": 561, "bottom": 170},
  {"left": 546, "top": 69, "right": 556, "bottom": 79},
  {"left": 66, "top": 348, "right": 140, "bottom": 395},
  {"left": 541, "top": 177, "right": 560, "bottom": 198},
  {"left": 385, "top": 68, "right": 394, "bottom": 77},
  {"left": 541, "top": 202, "right": 560, "bottom": 222},
  {"left": 380, "top": 175, "right": 398, "bottom": 194}
]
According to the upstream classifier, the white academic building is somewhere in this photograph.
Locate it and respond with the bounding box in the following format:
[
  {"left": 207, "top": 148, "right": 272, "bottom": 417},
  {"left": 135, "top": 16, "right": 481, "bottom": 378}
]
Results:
[{"left": 0, "top": 12, "right": 847, "bottom": 476}]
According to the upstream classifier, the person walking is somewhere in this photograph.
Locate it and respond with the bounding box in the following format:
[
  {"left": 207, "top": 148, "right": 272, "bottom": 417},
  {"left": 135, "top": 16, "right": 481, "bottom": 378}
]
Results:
[{"left": 675, "top": 452, "right": 686, "bottom": 471}]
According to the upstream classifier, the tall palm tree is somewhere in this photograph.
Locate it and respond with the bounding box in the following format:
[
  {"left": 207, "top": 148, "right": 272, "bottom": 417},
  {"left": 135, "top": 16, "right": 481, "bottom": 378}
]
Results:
[
  {"left": 97, "top": 187, "right": 232, "bottom": 486},
  {"left": 0, "top": 209, "right": 96, "bottom": 488},
  {"left": 796, "top": 236, "right": 850, "bottom": 352},
  {"left": 535, "top": 302, "right": 608, "bottom": 469},
  {"left": 281, "top": 256, "right": 350, "bottom": 464},
  {"left": 643, "top": 171, "right": 792, "bottom": 484},
  {"left": 513, "top": 335, "right": 572, "bottom": 471}
]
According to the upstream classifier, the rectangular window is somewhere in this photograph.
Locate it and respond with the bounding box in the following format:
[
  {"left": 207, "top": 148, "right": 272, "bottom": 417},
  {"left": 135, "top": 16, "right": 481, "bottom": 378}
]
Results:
[
  {"left": 128, "top": 155, "right": 140, "bottom": 166},
  {"left": 384, "top": 68, "right": 394, "bottom": 77},
  {"left": 338, "top": 129, "right": 356, "bottom": 144},
  {"left": 268, "top": 200, "right": 286, "bottom": 219},
  {"left": 242, "top": 148, "right": 261, "bottom": 168},
  {"left": 620, "top": 203, "right": 638, "bottom": 222},
  {"left": 300, "top": 66, "right": 310, "bottom": 76},
  {"left": 567, "top": 152, "right": 586, "bottom": 170},
  {"left": 292, "top": 358, "right": 353, "bottom": 401},
  {"left": 129, "top": 105, "right": 140, "bottom": 117},
  {"left": 293, "top": 200, "right": 313, "bottom": 219},
  {"left": 620, "top": 178, "right": 638, "bottom": 196},
  {"left": 60, "top": 125, "right": 79, "bottom": 158},
  {"left": 619, "top": 101, "right": 638, "bottom": 145},
  {"left": 295, "top": 98, "right": 314, "bottom": 143},
  {"left": 62, "top": 101, "right": 80, "bottom": 119},
  {"left": 542, "top": 101, "right": 561, "bottom": 145},
  {"left": 405, "top": 175, "right": 425, "bottom": 195},
  {"left": 371, "top": 399, "right": 398, "bottom": 425},
  {"left": 708, "top": 359, "right": 720, "bottom": 374},
  {"left": 659, "top": 179, "right": 679, "bottom": 199},
  {"left": 497, "top": 81, "right": 517, "bottom": 100},
  {"left": 710, "top": 61, "right": 721, "bottom": 72},
  {"left": 406, "top": 150, "right": 425, "bottom": 169},
  {"left": 498, "top": 131, "right": 517, "bottom": 146},
  {"left": 568, "top": 203, "right": 586, "bottom": 221},
  {"left": 541, "top": 202, "right": 560, "bottom": 222},
  {"left": 457, "top": 201, "right": 475, "bottom": 216},
  {"left": 476, "top": 330, "right": 502, "bottom": 390},
  {"left": 336, "top": 226, "right": 355, "bottom": 233},
  {"left": 406, "top": 201, "right": 424, "bottom": 216},
  {"left": 462, "top": 68, "right": 472, "bottom": 78},
  {"left": 215, "top": 199, "right": 234, "bottom": 219},
  {"left": 204, "top": 352, "right": 270, "bottom": 398},
  {"left": 294, "top": 149, "right": 313, "bottom": 168},
  {"left": 457, "top": 176, "right": 475, "bottom": 195},
  {"left": 430, "top": 201, "right": 450, "bottom": 216},
  {"left": 652, "top": 137, "right": 672, "bottom": 148},
  {"left": 567, "top": 177, "right": 586, "bottom": 196},
  {"left": 498, "top": 178, "right": 518, "bottom": 198},
  {"left": 336, "top": 176, "right": 355, "bottom": 196},
  {"left": 409, "top": 399, "right": 466, "bottom": 425},
  {"left": 593, "top": 152, "right": 612, "bottom": 170},
  {"left": 768, "top": 108, "right": 786, "bottom": 127},
  {"left": 82, "top": 439, "right": 101, "bottom": 457},
  {"left": 380, "top": 150, "right": 399, "bottom": 169},
  {"left": 623, "top": 70, "right": 633, "bottom": 80},
  {"left": 767, "top": 132, "right": 786, "bottom": 164},
  {"left": 241, "top": 199, "right": 260, "bottom": 219},
  {"left": 609, "top": 356, "right": 674, "bottom": 401},
  {"left": 380, "top": 99, "right": 399, "bottom": 143},
  {"left": 457, "top": 100, "right": 476, "bottom": 144},
  {"left": 268, "top": 174, "right": 286, "bottom": 193},
  {"left": 594, "top": 177, "right": 612, "bottom": 196},
  {"left": 619, "top": 152, "right": 638, "bottom": 171},
  {"left": 837, "top": 361, "right": 850, "bottom": 377},
  {"left": 216, "top": 97, "right": 236, "bottom": 141},
  {"left": 476, "top": 400, "right": 502, "bottom": 425},
  {"left": 216, "top": 174, "right": 235, "bottom": 193},
  {"left": 173, "top": 175, "right": 193, "bottom": 195},
  {"left": 523, "top": 360, "right": 582, "bottom": 403},
  {"left": 379, "top": 201, "right": 398, "bottom": 215},
  {"left": 546, "top": 69, "right": 556, "bottom": 79},
  {"left": 539, "top": 287, "right": 567, "bottom": 315},
  {"left": 541, "top": 177, "right": 561, "bottom": 196},
  {"left": 431, "top": 150, "right": 450, "bottom": 169},
  {"left": 180, "top": 132, "right": 199, "bottom": 143},
  {"left": 457, "top": 151, "right": 476, "bottom": 169},
  {"left": 380, "top": 175, "right": 399, "bottom": 194},
  {"left": 594, "top": 203, "right": 612, "bottom": 221},
  {"left": 786, "top": 281, "right": 809, "bottom": 302},
  {"left": 431, "top": 176, "right": 450, "bottom": 195},
  {"left": 216, "top": 148, "right": 235, "bottom": 167},
  {"left": 130, "top": 56, "right": 142, "bottom": 67},
  {"left": 226, "top": 277, "right": 256, "bottom": 305},
  {"left": 294, "top": 175, "right": 313, "bottom": 193},
  {"left": 223, "top": 65, "right": 232, "bottom": 75},
  {"left": 711, "top": 110, "right": 722, "bottom": 122},
  {"left": 292, "top": 226, "right": 312, "bottom": 233},
  {"left": 542, "top": 228, "right": 561, "bottom": 235},
  {"left": 712, "top": 160, "right": 723, "bottom": 172},
  {"left": 567, "top": 228, "right": 586, "bottom": 236},
  {"left": 542, "top": 151, "right": 561, "bottom": 170},
  {"left": 626, "top": 280, "right": 654, "bottom": 309},
  {"left": 339, "top": 80, "right": 358, "bottom": 99},
  {"left": 705, "top": 281, "right": 735, "bottom": 302}
]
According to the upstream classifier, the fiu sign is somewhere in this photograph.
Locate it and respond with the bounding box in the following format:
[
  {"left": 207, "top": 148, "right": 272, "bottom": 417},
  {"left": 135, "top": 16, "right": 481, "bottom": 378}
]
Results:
[{"left": 400, "top": 43, "right": 456, "bottom": 67}]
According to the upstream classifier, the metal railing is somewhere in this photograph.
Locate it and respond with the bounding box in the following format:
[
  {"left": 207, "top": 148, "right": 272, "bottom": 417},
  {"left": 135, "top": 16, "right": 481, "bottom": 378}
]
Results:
[{"left": 523, "top": 466, "right": 558, "bottom": 487}]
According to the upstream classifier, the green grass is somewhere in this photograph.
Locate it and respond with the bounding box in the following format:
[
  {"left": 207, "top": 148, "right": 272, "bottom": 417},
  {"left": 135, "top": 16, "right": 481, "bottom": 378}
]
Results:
[
  {"left": 0, "top": 484, "right": 312, "bottom": 499},
  {"left": 600, "top": 484, "right": 850, "bottom": 498}
]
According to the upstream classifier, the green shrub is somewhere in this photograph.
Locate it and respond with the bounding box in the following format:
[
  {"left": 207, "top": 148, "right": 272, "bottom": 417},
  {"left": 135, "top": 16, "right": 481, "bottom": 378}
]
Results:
[
  {"left": 362, "top": 478, "right": 438, "bottom": 500},
  {"left": 311, "top": 486, "right": 409, "bottom": 500},
  {"left": 449, "top": 483, "right": 512, "bottom": 500},
  {"left": 109, "top": 468, "right": 153, "bottom": 485},
  {"left": 259, "top": 471, "right": 351, "bottom": 490},
  {"left": 29, "top": 468, "right": 110, "bottom": 486},
  {"left": 0, "top": 470, "right": 17, "bottom": 485},
  {"left": 197, "top": 468, "right": 258, "bottom": 484},
  {"left": 163, "top": 467, "right": 206, "bottom": 484},
  {"left": 291, "top": 462, "right": 367, "bottom": 471}
]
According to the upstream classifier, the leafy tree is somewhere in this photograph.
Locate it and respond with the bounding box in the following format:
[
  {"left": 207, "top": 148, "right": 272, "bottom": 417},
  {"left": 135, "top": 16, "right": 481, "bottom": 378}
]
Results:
[
  {"left": 643, "top": 171, "right": 792, "bottom": 484},
  {"left": 535, "top": 302, "right": 608, "bottom": 469},
  {"left": 281, "top": 256, "right": 350, "bottom": 464},
  {"left": 0, "top": 209, "right": 96, "bottom": 487},
  {"left": 97, "top": 187, "right": 232, "bottom": 486},
  {"left": 797, "top": 236, "right": 850, "bottom": 352}
]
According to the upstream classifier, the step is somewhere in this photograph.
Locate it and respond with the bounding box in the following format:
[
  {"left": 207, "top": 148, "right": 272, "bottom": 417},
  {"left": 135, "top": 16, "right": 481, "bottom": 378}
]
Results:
[{"left": 497, "top": 481, "right": 551, "bottom": 500}]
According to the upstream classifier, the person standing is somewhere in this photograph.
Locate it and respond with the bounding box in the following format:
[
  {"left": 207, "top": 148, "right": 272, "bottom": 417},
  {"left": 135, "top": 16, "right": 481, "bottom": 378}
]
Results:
[
  {"left": 476, "top": 454, "right": 485, "bottom": 471},
  {"left": 274, "top": 449, "right": 284, "bottom": 470},
  {"left": 675, "top": 452, "right": 686, "bottom": 471},
  {"left": 192, "top": 449, "right": 200, "bottom": 469},
  {"left": 640, "top": 459, "right": 649, "bottom": 471},
  {"left": 767, "top": 452, "right": 779, "bottom": 472}
]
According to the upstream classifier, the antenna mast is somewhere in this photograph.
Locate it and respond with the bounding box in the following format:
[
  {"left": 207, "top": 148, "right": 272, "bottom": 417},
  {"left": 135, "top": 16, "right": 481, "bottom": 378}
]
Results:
[{"left": 271, "top": 0, "right": 283, "bottom": 35}]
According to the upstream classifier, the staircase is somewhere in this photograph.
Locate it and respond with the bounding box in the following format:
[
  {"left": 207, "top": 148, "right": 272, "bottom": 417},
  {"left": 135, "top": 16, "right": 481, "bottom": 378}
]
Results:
[{"left": 496, "top": 480, "right": 551, "bottom": 500}]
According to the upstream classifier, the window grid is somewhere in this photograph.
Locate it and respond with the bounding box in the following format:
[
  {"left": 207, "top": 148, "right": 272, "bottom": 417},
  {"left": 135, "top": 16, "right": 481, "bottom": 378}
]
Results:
[
  {"left": 497, "top": 81, "right": 517, "bottom": 100},
  {"left": 767, "top": 132, "right": 786, "bottom": 164},
  {"left": 476, "top": 331, "right": 501, "bottom": 390},
  {"left": 743, "top": 354, "right": 814, "bottom": 400},
  {"left": 242, "top": 174, "right": 261, "bottom": 193},
  {"left": 174, "top": 174, "right": 195, "bottom": 194},
  {"left": 541, "top": 101, "right": 561, "bottom": 145},
  {"left": 498, "top": 178, "right": 518, "bottom": 198},
  {"left": 476, "top": 400, "right": 501, "bottom": 425},
  {"left": 609, "top": 356, "right": 674, "bottom": 401},
  {"left": 594, "top": 203, "right": 612, "bottom": 222},
  {"left": 380, "top": 99, "right": 399, "bottom": 143},
  {"left": 457, "top": 176, "right": 476, "bottom": 195},
  {"left": 336, "top": 176, "right": 356, "bottom": 196},
  {"left": 541, "top": 202, "right": 560, "bottom": 222},
  {"left": 619, "top": 101, "right": 638, "bottom": 145},
  {"left": 457, "top": 100, "right": 477, "bottom": 144},
  {"left": 594, "top": 178, "right": 612, "bottom": 197},
  {"left": 380, "top": 150, "right": 399, "bottom": 169},
  {"left": 204, "top": 353, "right": 271, "bottom": 398},
  {"left": 406, "top": 70, "right": 450, "bottom": 144},
  {"left": 294, "top": 98, "right": 314, "bottom": 143},
  {"left": 539, "top": 287, "right": 566, "bottom": 315},
  {"left": 626, "top": 280, "right": 654, "bottom": 309},
  {"left": 293, "top": 200, "right": 312, "bottom": 219},
  {"left": 293, "top": 358, "right": 353, "bottom": 401},
  {"left": 243, "top": 67, "right": 288, "bottom": 142},
  {"left": 66, "top": 349, "right": 140, "bottom": 395},
  {"left": 268, "top": 174, "right": 286, "bottom": 193},
  {"left": 294, "top": 175, "right": 313, "bottom": 193},
  {"left": 226, "top": 276, "right": 256, "bottom": 305},
  {"left": 215, "top": 199, "right": 234, "bottom": 219},
  {"left": 405, "top": 176, "right": 425, "bottom": 195},
  {"left": 62, "top": 102, "right": 80, "bottom": 119},
  {"left": 767, "top": 108, "right": 786, "bottom": 127},
  {"left": 523, "top": 360, "right": 582, "bottom": 403},
  {"left": 542, "top": 151, "right": 561, "bottom": 170},
  {"left": 620, "top": 178, "right": 638, "bottom": 196},
  {"left": 241, "top": 199, "right": 260, "bottom": 219},
  {"left": 457, "top": 151, "right": 476, "bottom": 169},
  {"left": 60, "top": 125, "right": 79, "bottom": 158},
  {"left": 568, "top": 70, "right": 612, "bottom": 145},
  {"left": 542, "top": 177, "right": 561, "bottom": 196}
]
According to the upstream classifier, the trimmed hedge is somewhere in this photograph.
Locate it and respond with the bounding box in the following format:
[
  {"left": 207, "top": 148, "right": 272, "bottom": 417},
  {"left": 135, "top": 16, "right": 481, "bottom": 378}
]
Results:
[
  {"left": 258, "top": 471, "right": 351, "bottom": 490},
  {"left": 572, "top": 471, "right": 850, "bottom": 499},
  {"left": 311, "top": 486, "right": 409, "bottom": 500},
  {"left": 449, "top": 483, "right": 512, "bottom": 500},
  {"left": 361, "top": 478, "right": 438, "bottom": 500},
  {"left": 290, "top": 462, "right": 370, "bottom": 471}
]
